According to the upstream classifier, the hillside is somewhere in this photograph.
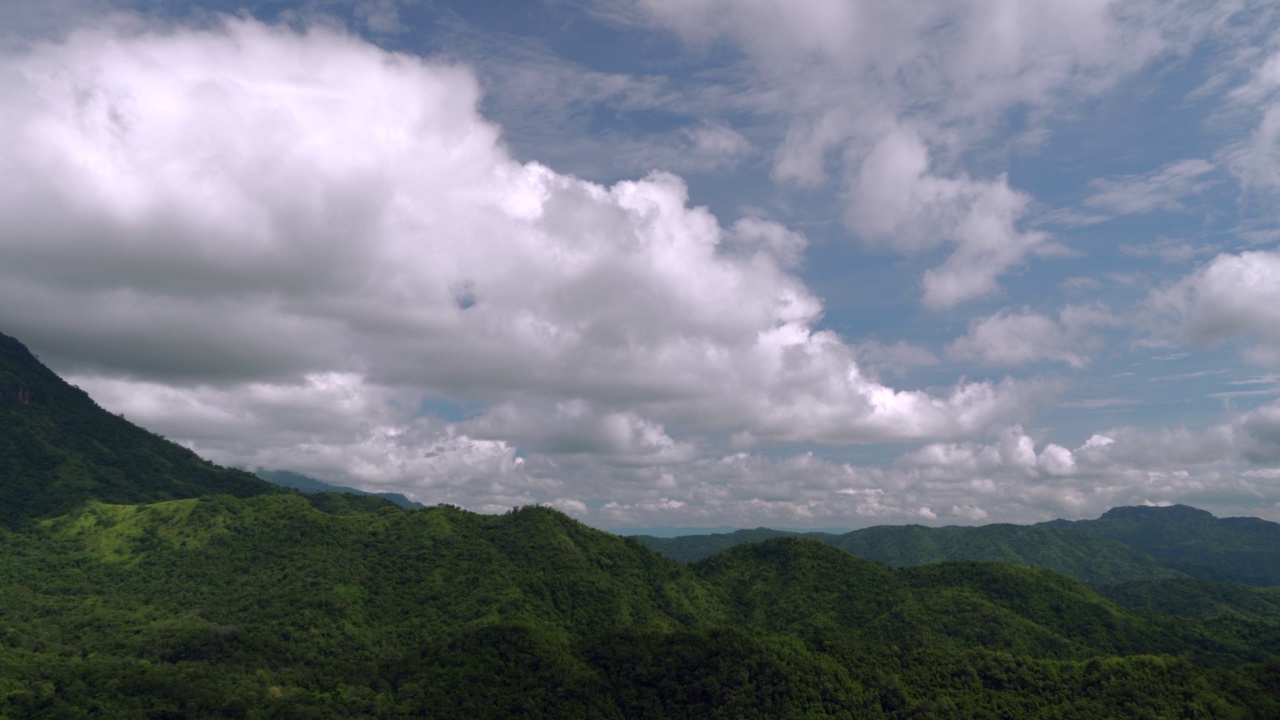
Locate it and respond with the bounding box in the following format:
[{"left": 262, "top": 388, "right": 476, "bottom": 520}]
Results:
[
  {"left": 635, "top": 521, "right": 1184, "bottom": 585},
  {"left": 1045, "top": 505, "right": 1280, "bottom": 586},
  {"left": 829, "top": 523, "right": 1183, "bottom": 585},
  {"left": 0, "top": 331, "right": 280, "bottom": 527},
  {"left": 5, "top": 497, "right": 1280, "bottom": 717}
]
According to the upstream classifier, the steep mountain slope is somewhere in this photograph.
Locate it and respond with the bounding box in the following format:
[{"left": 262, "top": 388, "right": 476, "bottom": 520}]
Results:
[
  {"left": 1045, "top": 505, "right": 1280, "bottom": 586},
  {"left": 0, "top": 331, "right": 280, "bottom": 527}
]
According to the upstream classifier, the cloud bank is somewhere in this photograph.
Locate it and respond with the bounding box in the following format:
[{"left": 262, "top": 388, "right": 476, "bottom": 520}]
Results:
[{"left": 0, "top": 17, "right": 1051, "bottom": 521}]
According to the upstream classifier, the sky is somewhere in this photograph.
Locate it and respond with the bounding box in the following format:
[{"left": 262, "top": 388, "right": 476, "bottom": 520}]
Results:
[{"left": 2, "top": 0, "right": 1280, "bottom": 530}]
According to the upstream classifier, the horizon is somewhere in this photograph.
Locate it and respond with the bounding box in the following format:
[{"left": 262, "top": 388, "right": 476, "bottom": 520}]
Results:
[{"left": 3, "top": 2, "right": 1280, "bottom": 529}]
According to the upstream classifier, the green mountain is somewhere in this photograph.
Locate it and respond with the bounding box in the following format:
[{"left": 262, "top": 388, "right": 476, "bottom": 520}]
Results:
[
  {"left": 635, "top": 521, "right": 1183, "bottom": 585},
  {"left": 5, "top": 497, "right": 1280, "bottom": 717},
  {"left": 254, "top": 467, "right": 424, "bottom": 509},
  {"left": 829, "top": 523, "right": 1183, "bottom": 585},
  {"left": 1096, "top": 578, "right": 1280, "bottom": 624},
  {"left": 635, "top": 507, "right": 1280, "bottom": 589},
  {"left": 632, "top": 527, "right": 824, "bottom": 562},
  {"left": 1046, "top": 504, "right": 1280, "bottom": 586},
  {"left": 0, "top": 331, "right": 280, "bottom": 527}
]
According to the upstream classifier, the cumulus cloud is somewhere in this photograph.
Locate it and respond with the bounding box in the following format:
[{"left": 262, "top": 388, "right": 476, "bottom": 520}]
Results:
[
  {"left": 948, "top": 304, "right": 1116, "bottom": 369},
  {"left": 847, "top": 125, "right": 1048, "bottom": 308},
  {"left": 588, "top": 401, "right": 1280, "bottom": 528},
  {"left": 0, "top": 17, "right": 1048, "bottom": 514},
  {"left": 1151, "top": 250, "right": 1280, "bottom": 365},
  {"left": 889, "top": 409, "right": 1280, "bottom": 522}
]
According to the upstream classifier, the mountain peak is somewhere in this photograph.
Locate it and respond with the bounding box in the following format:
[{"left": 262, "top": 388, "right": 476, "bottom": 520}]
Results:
[{"left": 1100, "top": 505, "right": 1215, "bottom": 522}]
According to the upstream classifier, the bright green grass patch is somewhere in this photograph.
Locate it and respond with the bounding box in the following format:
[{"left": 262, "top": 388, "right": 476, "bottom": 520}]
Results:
[{"left": 40, "top": 498, "right": 222, "bottom": 563}]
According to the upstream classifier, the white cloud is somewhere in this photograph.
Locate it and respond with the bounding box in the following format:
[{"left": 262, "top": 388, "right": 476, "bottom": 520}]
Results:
[
  {"left": 847, "top": 125, "right": 1048, "bottom": 308},
  {"left": 0, "top": 18, "right": 1050, "bottom": 514},
  {"left": 1152, "top": 250, "right": 1280, "bottom": 365},
  {"left": 628, "top": 0, "right": 1226, "bottom": 307},
  {"left": 1120, "top": 236, "right": 1218, "bottom": 264},
  {"left": 1085, "top": 158, "right": 1217, "bottom": 215},
  {"left": 684, "top": 121, "right": 752, "bottom": 168},
  {"left": 1224, "top": 49, "right": 1280, "bottom": 197},
  {"left": 948, "top": 304, "right": 1115, "bottom": 368}
]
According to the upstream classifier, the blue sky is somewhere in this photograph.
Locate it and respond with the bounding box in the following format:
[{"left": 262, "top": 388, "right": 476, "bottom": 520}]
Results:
[{"left": 2, "top": 0, "right": 1280, "bottom": 529}]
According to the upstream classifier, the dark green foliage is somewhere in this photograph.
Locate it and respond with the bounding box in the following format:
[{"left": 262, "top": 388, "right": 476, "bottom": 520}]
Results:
[
  {"left": 302, "top": 490, "right": 405, "bottom": 515},
  {"left": 639, "top": 522, "right": 1183, "bottom": 585},
  {"left": 831, "top": 524, "right": 1182, "bottom": 585},
  {"left": 0, "top": 331, "right": 280, "bottom": 528},
  {"left": 633, "top": 528, "right": 818, "bottom": 563},
  {"left": 637, "top": 506, "right": 1280, "bottom": 589},
  {"left": 1097, "top": 578, "right": 1280, "bottom": 623},
  {"left": 3, "top": 498, "right": 1280, "bottom": 718},
  {"left": 692, "top": 538, "right": 914, "bottom": 642},
  {"left": 1047, "top": 504, "right": 1280, "bottom": 586}
]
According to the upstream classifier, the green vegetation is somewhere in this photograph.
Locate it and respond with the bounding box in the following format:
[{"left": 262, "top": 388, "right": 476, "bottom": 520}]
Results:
[
  {"left": 1049, "top": 505, "right": 1280, "bottom": 586},
  {"left": 634, "top": 508, "right": 1280, "bottom": 590},
  {"left": 4, "top": 497, "right": 1280, "bottom": 718}
]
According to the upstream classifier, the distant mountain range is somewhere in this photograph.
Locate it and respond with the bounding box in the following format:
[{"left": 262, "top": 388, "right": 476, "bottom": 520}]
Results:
[
  {"left": 253, "top": 468, "right": 424, "bottom": 509},
  {"left": 631, "top": 505, "right": 1280, "bottom": 587}
]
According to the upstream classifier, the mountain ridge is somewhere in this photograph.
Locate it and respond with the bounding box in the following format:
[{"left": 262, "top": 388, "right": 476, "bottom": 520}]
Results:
[
  {"left": 634, "top": 503, "right": 1280, "bottom": 588},
  {"left": 0, "top": 331, "right": 281, "bottom": 527}
]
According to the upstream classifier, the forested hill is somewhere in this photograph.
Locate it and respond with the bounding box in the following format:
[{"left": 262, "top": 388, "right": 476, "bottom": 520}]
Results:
[
  {"left": 1046, "top": 505, "right": 1280, "bottom": 586},
  {"left": 5, "top": 495, "right": 1280, "bottom": 717},
  {"left": 634, "top": 506, "right": 1280, "bottom": 587},
  {"left": 0, "top": 331, "right": 280, "bottom": 527}
]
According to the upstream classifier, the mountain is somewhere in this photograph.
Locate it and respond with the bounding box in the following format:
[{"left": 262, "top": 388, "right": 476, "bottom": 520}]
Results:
[
  {"left": 1096, "top": 578, "right": 1280, "bottom": 624},
  {"left": 254, "top": 468, "right": 424, "bottom": 509},
  {"left": 0, "top": 331, "right": 280, "bottom": 527},
  {"left": 636, "top": 507, "right": 1280, "bottom": 588},
  {"left": 7, "top": 498, "right": 1279, "bottom": 716},
  {"left": 1045, "top": 504, "right": 1280, "bottom": 586},
  {"left": 828, "top": 523, "right": 1183, "bottom": 585},
  {"left": 632, "top": 527, "right": 824, "bottom": 562},
  {"left": 636, "top": 521, "right": 1183, "bottom": 585}
]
